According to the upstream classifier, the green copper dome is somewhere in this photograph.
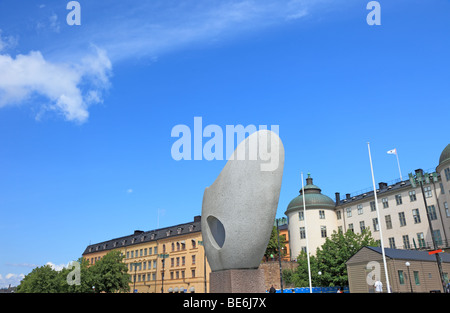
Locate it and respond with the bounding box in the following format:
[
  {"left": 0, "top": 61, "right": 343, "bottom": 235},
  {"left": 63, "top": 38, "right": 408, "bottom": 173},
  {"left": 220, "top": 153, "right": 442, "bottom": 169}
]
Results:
[
  {"left": 285, "top": 174, "right": 335, "bottom": 214},
  {"left": 439, "top": 144, "right": 450, "bottom": 166}
]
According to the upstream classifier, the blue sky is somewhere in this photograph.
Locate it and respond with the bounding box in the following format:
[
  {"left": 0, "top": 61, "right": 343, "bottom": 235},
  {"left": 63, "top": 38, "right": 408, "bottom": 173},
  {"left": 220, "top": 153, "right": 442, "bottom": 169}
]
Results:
[{"left": 0, "top": 0, "right": 449, "bottom": 287}]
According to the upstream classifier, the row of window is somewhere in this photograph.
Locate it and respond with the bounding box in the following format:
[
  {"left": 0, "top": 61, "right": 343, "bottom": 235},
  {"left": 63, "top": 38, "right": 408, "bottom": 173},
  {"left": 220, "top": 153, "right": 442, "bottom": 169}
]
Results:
[
  {"left": 128, "top": 255, "right": 198, "bottom": 272},
  {"left": 125, "top": 240, "right": 199, "bottom": 259},
  {"left": 130, "top": 269, "right": 198, "bottom": 283},
  {"left": 299, "top": 226, "right": 328, "bottom": 239}
]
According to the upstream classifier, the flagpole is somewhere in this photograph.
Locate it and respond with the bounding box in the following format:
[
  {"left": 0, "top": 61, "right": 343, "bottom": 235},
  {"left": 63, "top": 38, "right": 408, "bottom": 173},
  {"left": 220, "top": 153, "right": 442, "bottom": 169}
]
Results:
[
  {"left": 396, "top": 151, "right": 403, "bottom": 181},
  {"left": 367, "top": 143, "right": 391, "bottom": 293},
  {"left": 301, "top": 172, "right": 313, "bottom": 294}
]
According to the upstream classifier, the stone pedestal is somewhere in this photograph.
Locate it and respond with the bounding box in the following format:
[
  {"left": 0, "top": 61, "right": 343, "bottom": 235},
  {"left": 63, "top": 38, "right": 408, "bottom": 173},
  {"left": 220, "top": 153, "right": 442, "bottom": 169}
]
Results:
[{"left": 210, "top": 268, "right": 266, "bottom": 293}]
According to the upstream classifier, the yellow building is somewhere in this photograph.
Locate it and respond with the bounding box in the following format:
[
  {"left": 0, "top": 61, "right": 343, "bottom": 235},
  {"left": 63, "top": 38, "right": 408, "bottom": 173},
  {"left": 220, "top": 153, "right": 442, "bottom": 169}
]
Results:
[{"left": 82, "top": 216, "right": 211, "bottom": 293}]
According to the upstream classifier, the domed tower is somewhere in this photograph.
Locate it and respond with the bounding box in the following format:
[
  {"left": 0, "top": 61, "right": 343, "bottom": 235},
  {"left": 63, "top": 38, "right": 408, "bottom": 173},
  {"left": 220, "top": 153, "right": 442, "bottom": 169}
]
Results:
[
  {"left": 436, "top": 143, "right": 450, "bottom": 204},
  {"left": 285, "top": 174, "right": 337, "bottom": 260}
]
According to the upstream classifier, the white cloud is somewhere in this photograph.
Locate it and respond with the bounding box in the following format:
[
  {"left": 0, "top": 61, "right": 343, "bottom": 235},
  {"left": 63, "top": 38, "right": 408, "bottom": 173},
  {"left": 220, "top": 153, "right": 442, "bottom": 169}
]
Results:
[
  {"left": 0, "top": 45, "right": 112, "bottom": 123},
  {"left": 127, "top": 189, "right": 133, "bottom": 194},
  {"left": 49, "top": 14, "right": 60, "bottom": 33},
  {"left": 0, "top": 30, "right": 18, "bottom": 53},
  {"left": 0, "top": 273, "right": 24, "bottom": 288},
  {"left": 45, "top": 262, "right": 69, "bottom": 271}
]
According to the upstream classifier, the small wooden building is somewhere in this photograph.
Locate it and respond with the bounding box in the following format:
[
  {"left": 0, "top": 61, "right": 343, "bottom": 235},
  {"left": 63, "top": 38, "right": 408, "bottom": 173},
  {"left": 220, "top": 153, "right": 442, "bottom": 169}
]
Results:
[{"left": 346, "top": 246, "right": 450, "bottom": 293}]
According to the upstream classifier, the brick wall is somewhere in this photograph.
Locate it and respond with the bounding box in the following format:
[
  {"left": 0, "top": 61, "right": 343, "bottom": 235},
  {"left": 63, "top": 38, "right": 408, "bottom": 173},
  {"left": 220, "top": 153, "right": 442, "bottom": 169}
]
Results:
[{"left": 260, "top": 261, "right": 298, "bottom": 290}]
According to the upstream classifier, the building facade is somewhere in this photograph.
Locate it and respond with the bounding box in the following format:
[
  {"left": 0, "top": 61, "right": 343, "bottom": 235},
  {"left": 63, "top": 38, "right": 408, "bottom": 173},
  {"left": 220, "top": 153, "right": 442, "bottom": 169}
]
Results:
[
  {"left": 346, "top": 246, "right": 450, "bottom": 293},
  {"left": 286, "top": 144, "right": 450, "bottom": 260},
  {"left": 82, "top": 216, "right": 211, "bottom": 293}
]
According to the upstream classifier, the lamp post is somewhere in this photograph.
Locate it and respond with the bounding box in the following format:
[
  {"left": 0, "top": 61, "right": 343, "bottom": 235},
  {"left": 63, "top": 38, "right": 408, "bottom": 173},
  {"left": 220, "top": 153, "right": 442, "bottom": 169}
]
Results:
[
  {"left": 198, "top": 240, "right": 207, "bottom": 293},
  {"left": 405, "top": 262, "right": 413, "bottom": 293},
  {"left": 409, "top": 170, "right": 446, "bottom": 292},
  {"left": 159, "top": 253, "right": 169, "bottom": 293},
  {"left": 276, "top": 218, "right": 284, "bottom": 293}
]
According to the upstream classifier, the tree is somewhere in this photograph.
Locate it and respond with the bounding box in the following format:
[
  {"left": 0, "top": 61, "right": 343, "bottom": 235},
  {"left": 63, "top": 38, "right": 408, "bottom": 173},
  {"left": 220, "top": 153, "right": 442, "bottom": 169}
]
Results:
[
  {"left": 284, "top": 229, "right": 377, "bottom": 287},
  {"left": 16, "top": 265, "right": 63, "bottom": 293},
  {"left": 16, "top": 250, "right": 130, "bottom": 293},
  {"left": 264, "top": 226, "right": 286, "bottom": 260},
  {"left": 90, "top": 250, "right": 130, "bottom": 293}
]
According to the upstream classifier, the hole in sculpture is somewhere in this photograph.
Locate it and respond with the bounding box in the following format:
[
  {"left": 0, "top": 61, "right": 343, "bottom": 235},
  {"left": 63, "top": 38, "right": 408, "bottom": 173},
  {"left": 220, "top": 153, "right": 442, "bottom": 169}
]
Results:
[{"left": 207, "top": 215, "right": 225, "bottom": 249}]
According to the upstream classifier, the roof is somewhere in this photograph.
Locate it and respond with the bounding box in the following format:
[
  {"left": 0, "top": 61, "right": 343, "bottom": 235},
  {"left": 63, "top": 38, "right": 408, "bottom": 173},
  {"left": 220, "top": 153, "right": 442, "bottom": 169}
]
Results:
[
  {"left": 82, "top": 216, "right": 202, "bottom": 256},
  {"left": 285, "top": 175, "right": 335, "bottom": 214},
  {"left": 348, "top": 246, "right": 450, "bottom": 264},
  {"left": 439, "top": 143, "right": 450, "bottom": 166},
  {"left": 337, "top": 179, "right": 411, "bottom": 206}
]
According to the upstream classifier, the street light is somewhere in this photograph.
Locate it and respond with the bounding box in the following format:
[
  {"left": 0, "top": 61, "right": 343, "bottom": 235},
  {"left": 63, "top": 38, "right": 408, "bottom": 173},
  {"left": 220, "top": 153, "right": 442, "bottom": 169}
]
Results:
[
  {"left": 131, "top": 262, "right": 141, "bottom": 293},
  {"left": 405, "top": 262, "right": 413, "bottom": 293},
  {"left": 409, "top": 170, "right": 446, "bottom": 292},
  {"left": 198, "top": 240, "right": 207, "bottom": 293},
  {"left": 159, "top": 253, "right": 169, "bottom": 293}
]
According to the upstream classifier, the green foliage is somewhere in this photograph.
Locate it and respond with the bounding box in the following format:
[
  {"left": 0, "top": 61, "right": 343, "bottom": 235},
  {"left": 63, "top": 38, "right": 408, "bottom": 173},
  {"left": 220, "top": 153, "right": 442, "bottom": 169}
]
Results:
[
  {"left": 264, "top": 226, "right": 287, "bottom": 259},
  {"left": 284, "top": 229, "right": 377, "bottom": 287},
  {"left": 16, "top": 250, "right": 130, "bottom": 293}
]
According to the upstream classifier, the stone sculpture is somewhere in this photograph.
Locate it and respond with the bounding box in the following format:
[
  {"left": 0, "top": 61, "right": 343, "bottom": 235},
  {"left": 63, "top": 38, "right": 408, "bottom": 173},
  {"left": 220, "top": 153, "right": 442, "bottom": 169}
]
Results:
[{"left": 201, "top": 129, "right": 284, "bottom": 292}]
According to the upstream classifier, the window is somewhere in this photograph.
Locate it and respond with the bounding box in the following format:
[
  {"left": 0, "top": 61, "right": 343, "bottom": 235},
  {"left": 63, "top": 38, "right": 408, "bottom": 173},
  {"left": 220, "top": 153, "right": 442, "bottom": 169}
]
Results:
[
  {"left": 192, "top": 255, "right": 196, "bottom": 265},
  {"left": 440, "top": 183, "right": 445, "bottom": 194},
  {"left": 385, "top": 215, "right": 392, "bottom": 229},
  {"left": 348, "top": 223, "right": 354, "bottom": 233},
  {"left": 395, "top": 194, "right": 402, "bottom": 205},
  {"left": 402, "top": 235, "right": 410, "bottom": 249},
  {"left": 427, "top": 205, "right": 437, "bottom": 220},
  {"left": 409, "top": 190, "right": 417, "bottom": 202},
  {"left": 433, "top": 230, "right": 443, "bottom": 246},
  {"left": 445, "top": 202, "right": 450, "bottom": 218},
  {"left": 388, "top": 237, "right": 396, "bottom": 249},
  {"left": 319, "top": 210, "right": 325, "bottom": 219},
  {"left": 176, "top": 257, "right": 180, "bottom": 267},
  {"left": 412, "top": 209, "right": 421, "bottom": 224},
  {"left": 360, "top": 221, "right": 365, "bottom": 232},
  {"left": 320, "top": 226, "right": 327, "bottom": 238},
  {"left": 417, "top": 233, "right": 426, "bottom": 248},
  {"left": 192, "top": 239, "right": 197, "bottom": 249},
  {"left": 346, "top": 207, "right": 352, "bottom": 217},
  {"left": 414, "top": 271, "right": 420, "bottom": 285},
  {"left": 373, "top": 218, "right": 379, "bottom": 231},
  {"left": 192, "top": 269, "right": 196, "bottom": 278},
  {"left": 357, "top": 204, "right": 363, "bottom": 215},
  {"left": 382, "top": 198, "right": 389, "bottom": 208},
  {"left": 424, "top": 186, "right": 432, "bottom": 198},
  {"left": 336, "top": 210, "right": 342, "bottom": 220},
  {"left": 370, "top": 201, "right": 376, "bottom": 212},
  {"left": 299, "top": 211, "right": 304, "bottom": 221},
  {"left": 299, "top": 227, "right": 306, "bottom": 239},
  {"left": 445, "top": 168, "right": 450, "bottom": 181},
  {"left": 170, "top": 258, "right": 174, "bottom": 267},
  {"left": 398, "top": 270, "right": 405, "bottom": 285},
  {"left": 399, "top": 212, "right": 407, "bottom": 227}
]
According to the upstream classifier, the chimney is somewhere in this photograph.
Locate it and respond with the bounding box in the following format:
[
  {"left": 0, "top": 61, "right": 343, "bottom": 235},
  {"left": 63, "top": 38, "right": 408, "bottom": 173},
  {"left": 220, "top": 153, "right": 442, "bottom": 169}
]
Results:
[
  {"left": 194, "top": 215, "right": 201, "bottom": 223},
  {"left": 346, "top": 193, "right": 351, "bottom": 200},
  {"left": 415, "top": 168, "right": 424, "bottom": 176},
  {"left": 378, "top": 182, "right": 388, "bottom": 190},
  {"left": 335, "top": 192, "right": 340, "bottom": 205},
  {"left": 134, "top": 230, "right": 144, "bottom": 235}
]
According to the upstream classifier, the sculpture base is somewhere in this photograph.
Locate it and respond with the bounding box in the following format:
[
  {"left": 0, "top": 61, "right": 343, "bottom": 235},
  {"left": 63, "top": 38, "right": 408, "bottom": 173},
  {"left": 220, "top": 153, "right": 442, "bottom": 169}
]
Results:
[{"left": 209, "top": 268, "right": 266, "bottom": 293}]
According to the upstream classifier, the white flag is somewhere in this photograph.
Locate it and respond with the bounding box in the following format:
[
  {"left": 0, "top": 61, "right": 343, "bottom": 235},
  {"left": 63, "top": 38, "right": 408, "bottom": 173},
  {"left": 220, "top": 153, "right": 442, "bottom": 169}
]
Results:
[{"left": 387, "top": 148, "right": 397, "bottom": 155}]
